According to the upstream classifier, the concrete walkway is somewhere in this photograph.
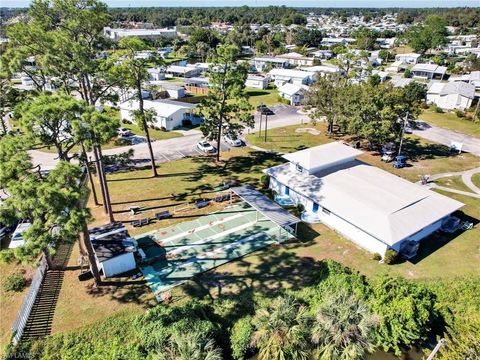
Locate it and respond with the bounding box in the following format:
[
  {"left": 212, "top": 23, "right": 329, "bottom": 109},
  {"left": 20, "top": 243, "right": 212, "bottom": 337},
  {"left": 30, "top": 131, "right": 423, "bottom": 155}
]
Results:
[{"left": 420, "top": 166, "right": 480, "bottom": 198}]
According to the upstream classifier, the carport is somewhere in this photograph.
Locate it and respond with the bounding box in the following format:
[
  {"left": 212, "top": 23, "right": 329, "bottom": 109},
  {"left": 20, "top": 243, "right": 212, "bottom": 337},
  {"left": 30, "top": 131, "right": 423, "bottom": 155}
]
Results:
[{"left": 230, "top": 185, "right": 301, "bottom": 240}]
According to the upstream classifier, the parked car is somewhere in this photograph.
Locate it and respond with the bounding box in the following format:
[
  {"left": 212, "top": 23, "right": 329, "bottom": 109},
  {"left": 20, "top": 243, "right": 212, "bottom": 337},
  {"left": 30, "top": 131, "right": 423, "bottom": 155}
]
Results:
[
  {"left": 223, "top": 134, "right": 242, "bottom": 147},
  {"left": 9, "top": 222, "right": 32, "bottom": 249},
  {"left": 404, "top": 125, "right": 413, "bottom": 134},
  {"left": 257, "top": 104, "right": 274, "bottom": 115},
  {"left": 197, "top": 140, "right": 216, "bottom": 154},
  {"left": 117, "top": 127, "right": 133, "bottom": 137}
]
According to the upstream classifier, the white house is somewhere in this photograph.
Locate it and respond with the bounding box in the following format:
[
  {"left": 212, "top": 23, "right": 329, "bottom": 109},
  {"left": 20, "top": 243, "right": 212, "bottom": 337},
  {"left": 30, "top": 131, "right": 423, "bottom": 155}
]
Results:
[
  {"left": 268, "top": 68, "right": 316, "bottom": 87},
  {"left": 427, "top": 81, "right": 475, "bottom": 110},
  {"left": 252, "top": 57, "right": 289, "bottom": 72},
  {"left": 147, "top": 67, "right": 166, "bottom": 81},
  {"left": 278, "top": 83, "right": 309, "bottom": 106},
  {"left": 276, "top": 52, "right": 315, "bottom": 67},
  {"left": 103, "top": 27, "right": 177, "bottom": 40},
  {"left": 449, "top": 71, "right": 480, "bottom": 89},
  {"left": 266, "top": 142, "right": 464, "bottom": 258},
  {"left": 310, "top": 49, "right": 333, "bottom": 59},
  {"left": 411, "top": 64, "right": 447, "bottom": 80},
  {"left": 120, "top": 99, "right": 202, "bottom": 131},
  {"left": 245, "top": 74, "right": 270, "bottom": 90},
  {"left": 300, "top": 64, "right": 345, "bottom": 77},
  {"left": 395, "top": 53, "right": 421, "bottom": 64},
  {"left": 385, "top": 60, "right": 406, "bottom": 73},
  {"left": 166, "top": 65, "right": 201, "bottom": 78}
]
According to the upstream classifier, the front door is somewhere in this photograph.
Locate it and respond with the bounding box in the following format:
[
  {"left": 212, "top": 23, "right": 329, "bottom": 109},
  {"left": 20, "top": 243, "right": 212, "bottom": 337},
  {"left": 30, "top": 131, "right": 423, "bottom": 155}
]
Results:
[
  {"left": 312, "top": 203, "right": 319, "bottom": 213},
  {"left": 284, "top": 186, "right": 290, "bottom": 195}
]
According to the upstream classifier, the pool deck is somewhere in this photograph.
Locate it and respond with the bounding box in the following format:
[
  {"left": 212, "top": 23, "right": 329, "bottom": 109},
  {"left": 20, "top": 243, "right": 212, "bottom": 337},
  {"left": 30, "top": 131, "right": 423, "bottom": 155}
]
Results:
[{"left": 135, "top": 203, "right": 293, "bottom": 296}]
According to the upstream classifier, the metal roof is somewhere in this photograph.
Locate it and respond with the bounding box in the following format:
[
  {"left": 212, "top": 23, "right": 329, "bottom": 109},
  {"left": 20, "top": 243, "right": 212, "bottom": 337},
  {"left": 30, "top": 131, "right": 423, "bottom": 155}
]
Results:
[{"left": 231, "top": 185, "right": 301, "bottom": 227}]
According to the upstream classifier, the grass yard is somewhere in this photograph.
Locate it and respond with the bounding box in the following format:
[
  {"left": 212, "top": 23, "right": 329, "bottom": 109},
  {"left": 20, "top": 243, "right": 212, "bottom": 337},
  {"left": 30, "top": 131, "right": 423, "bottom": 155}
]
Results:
[
  {"left": 472, "top": 173, "right": 480, "bottom": 188},
  {"left": 434, "top": 176, "right": 475, "bottom": 193},
  {"left": 246, "top": 86, "right": 280, "bottom": 108},
  {"left": 246, "top": 122, "right": 480, "bottom": 183},
  {"left": 0, "top": 262, "right": 35, "bottom": 355},
  {"left": 41, "top": 142, "right": 480, "bottom": 341},
  {"left": 121, "top": 122, "right": 183, "bottom": 141},
  {"left": 419, "top": 109, "right": 480, "bottom": 138}
]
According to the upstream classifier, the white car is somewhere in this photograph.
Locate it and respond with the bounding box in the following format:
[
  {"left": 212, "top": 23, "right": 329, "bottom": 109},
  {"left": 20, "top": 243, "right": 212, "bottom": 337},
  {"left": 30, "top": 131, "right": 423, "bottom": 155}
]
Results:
[
  {"left": 223, "top": 134, "right": 242, "bottom": 147},
  {"left": 197, "top": 140, "right": 216, "bottom": 154},
  {"left": 117, "top": 128, "right": 133, "bottom": 137},
  {"left": 9, "top": 222, "right": 32, "bottom": 249}
]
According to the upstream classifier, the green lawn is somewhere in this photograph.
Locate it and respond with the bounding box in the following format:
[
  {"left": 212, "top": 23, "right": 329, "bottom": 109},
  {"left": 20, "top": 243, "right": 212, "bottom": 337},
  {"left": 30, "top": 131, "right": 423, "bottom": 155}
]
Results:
[
  {"left": 418, "top": 110, "right": 480, "bottom": 138},
  {"left": 43, "top": 142, "right": 479, "bottom": 344},
  {"left": 122, "top": 122, "right": 183, "bottom": 141},
  {"left": 245, "top": 86, "right": 281, "bottom": 108},
  {"left": 246, "top": 122, "right": 480, "bottom": 183},
  {"left": 435, "top": 176, "right": 475, "bottom": 193},
  {"left": 472, "top": 173, "right": 480, "bottom": 188}
]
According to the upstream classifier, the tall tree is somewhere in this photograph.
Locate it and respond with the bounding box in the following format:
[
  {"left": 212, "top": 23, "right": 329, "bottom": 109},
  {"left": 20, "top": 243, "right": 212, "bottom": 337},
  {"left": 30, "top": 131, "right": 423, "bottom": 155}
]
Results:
[
  {"left": 196, "top": 45, "right": 253, "bottom": 162},
  {"left": 404, "top": 15, "right": 448, "bottom": 55},
  {"left": 0, "top": 71, "right": 20, "bottom": 135},
  {"left": 0, "top": 160, "right": 90, "bottom": 270},
  {"left": 251, "top": 296, "right": 311, "bottom": 360},
  {"left": 114, "top": 37, "right": 163, "bottom": 177},
  {"left": 311, "top": 291, "right": 377, "bottom": 359},
  {"left": 3, "top": 0, "right": 119, "bottom": 218},
  {"left": 15, "top": 93, "right": 84, "bottom": 161}
]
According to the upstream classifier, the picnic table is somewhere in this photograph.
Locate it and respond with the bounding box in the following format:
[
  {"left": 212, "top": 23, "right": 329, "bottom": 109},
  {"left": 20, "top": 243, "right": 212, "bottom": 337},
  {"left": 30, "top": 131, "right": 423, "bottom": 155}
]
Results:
[
  {"left": 155, "top": 210, "right": 172, "bottom": 220},
  {"left": 131, "top": 218, "right": 150, "bottom": 227}
]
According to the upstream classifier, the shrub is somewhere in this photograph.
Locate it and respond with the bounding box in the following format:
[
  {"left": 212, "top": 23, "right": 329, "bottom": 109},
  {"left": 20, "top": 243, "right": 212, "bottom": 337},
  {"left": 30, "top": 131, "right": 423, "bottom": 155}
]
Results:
[
  {"left": 3, "top": 273, "right": 26, "bottom": 292},
  {"left": 0, "top": 249, "right": 17, "bottom": 264},
  {"left": 403, "top": 69, "right": 412, "bottom": 78},
  {"left": 383, "top": 249, "right": 399, "bottom": 265},
  {"left": 455, "top": 110, "right": 465, "bottom": 118},
  {"left": 260, "top": 174, "right": 270, "bottom": 189},
  {"left": 419, "top": 101, "right": 429, "bottom": 109},
  {"left": 432, "top": 105, "right": 444, "bottom": 113},
  {"left": 370, "top": 275, "right": 437, "bottom": 356},
  {"left": 372, "top": 253, "right": 382, "bottom": 261},
  {"left": 230, "top": 316, "right": 254, "bottom": 359}
]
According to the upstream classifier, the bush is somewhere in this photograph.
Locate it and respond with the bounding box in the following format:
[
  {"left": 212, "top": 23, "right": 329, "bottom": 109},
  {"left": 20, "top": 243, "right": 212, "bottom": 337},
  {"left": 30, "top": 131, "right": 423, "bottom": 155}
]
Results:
[
  {"left": 230, "top": 316, "right": 254, "bottom": 359},
  {"left": 383, "top": 249, "right": 399, "bottom": 265},
  {"left": 372, "top": 253, "right": 382, "bottom": 261},
  {"left": 3, "top": 272, "right": 26, "bottom": 292},
  {"left": 0, "top": 249, "right": 17, "bottom": 264},
  {"left": 455, "top": 110, "right": 465, "bottom": 118},
  {"left": 432, "top": 105, "right": 444, "bottom": 113},
  {"left": 419, "top": 101, "right": 429, "bottom": 109},
  {"left": 260, "top": 174, "right": 270, "bottom": 189},
  {"left": 403, "top": 69, "right": 412, "bottom": 78}
]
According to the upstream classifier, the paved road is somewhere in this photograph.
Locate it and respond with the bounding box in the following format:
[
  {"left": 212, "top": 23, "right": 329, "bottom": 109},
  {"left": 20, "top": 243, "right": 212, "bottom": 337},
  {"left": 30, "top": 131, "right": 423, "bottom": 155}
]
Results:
[
  {"left": 413, "top": 121, "right": 480, "bottom": 156},
  {"left": 28, "top": 104, "right": 309, "bottom": 170}
]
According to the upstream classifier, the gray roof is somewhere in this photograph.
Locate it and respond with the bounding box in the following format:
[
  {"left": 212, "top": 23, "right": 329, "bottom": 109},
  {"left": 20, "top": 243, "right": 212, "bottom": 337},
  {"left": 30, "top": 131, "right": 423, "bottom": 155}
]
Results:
[
  {"left": 440, "top": 81, "right": 475, "bottom": 99},
  {"left": 266, "top": 159, "right": 463, "bottom": 246},
  {"left": 231, "top": 185, "right": 301, "bottom": 227}
]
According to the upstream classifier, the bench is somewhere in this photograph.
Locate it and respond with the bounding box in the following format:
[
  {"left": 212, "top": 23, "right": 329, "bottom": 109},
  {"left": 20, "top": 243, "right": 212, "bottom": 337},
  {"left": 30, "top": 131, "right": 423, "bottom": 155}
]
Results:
[
  {"left": 213, "top": 194, "right": 230, "bottom": 203},
  {"left": 195, "top": 200, "right": 210, "bottom": 209},
  {"left": 155, "top": 211, "right": 172, "bottom": 220},
  {"left": 132, "top": 218, "right": 150, "bottom": 227}
]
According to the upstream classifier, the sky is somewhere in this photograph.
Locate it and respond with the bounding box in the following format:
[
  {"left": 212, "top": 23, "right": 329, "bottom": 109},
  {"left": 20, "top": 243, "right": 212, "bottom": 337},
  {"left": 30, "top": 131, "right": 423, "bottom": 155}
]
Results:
[{"left": 2, "top": 0, "right": 480, "bottom": 7}]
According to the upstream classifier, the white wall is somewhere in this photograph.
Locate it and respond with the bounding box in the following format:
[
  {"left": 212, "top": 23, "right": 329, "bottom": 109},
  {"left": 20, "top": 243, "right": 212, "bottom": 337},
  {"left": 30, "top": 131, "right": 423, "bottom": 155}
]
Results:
[
  {"left": 428, "top": 94, "right": 473, "bottom": 110},
  {"left": 101, "top": 252, "right": 136, "bottom": 277}
]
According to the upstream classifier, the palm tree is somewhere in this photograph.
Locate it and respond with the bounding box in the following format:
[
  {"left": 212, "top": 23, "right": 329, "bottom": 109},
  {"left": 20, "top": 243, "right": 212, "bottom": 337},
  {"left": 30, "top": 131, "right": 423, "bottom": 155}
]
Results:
[
  {"left": 311, "top": 291, "right": 378, "bottom": 360},
  {"left": 251, "top": 296, "right": 311, "bottom": 360},
  {"left": 156, "top": 330, "right": 222, "bottom": 360}
]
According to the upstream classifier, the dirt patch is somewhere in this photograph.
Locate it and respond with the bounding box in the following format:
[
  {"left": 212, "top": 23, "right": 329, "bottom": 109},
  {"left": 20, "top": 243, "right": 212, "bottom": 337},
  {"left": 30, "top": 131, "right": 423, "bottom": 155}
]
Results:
[{"left": 295, "top": 127, "right": 320, "bottom": 136}]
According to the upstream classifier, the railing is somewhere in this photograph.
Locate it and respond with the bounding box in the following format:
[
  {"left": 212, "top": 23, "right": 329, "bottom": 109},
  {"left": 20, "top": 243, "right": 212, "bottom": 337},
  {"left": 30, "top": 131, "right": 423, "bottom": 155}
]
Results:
[{"left": 11, "top": 255, "right": 48, "bottom": 346}]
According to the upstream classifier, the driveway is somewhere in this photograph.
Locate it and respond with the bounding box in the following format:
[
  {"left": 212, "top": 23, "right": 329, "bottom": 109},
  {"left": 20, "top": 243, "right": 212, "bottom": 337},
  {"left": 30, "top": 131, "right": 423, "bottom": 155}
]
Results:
[{"left": 413, "top": 121, "right": 480, "bottom": 157}]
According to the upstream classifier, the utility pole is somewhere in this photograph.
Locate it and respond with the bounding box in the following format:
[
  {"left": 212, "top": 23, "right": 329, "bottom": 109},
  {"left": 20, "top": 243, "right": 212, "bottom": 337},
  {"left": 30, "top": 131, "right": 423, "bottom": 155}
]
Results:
[
  {"left": 426, "top": 338, "right": 446, "bottom": 360},
  {"left": 258, "top": 103, "right": 263, "bottom": 137},
  {"left": 398, "top": 112, "right": 409, "bottom": 157},
  {"left": 264, "top": 111, "right": 268, "bottom": 142}
]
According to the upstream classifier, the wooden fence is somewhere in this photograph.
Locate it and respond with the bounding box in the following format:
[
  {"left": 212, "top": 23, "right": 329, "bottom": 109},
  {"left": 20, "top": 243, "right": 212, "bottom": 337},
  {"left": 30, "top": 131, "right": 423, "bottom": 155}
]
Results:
[{"left": 11, "top": 255, "right": 48, "bottom": 346}]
